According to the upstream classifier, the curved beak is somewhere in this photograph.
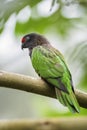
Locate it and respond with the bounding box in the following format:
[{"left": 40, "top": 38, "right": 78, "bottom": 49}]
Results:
[
  {"left": 21, "top": 43, "right": 29, "bottom": 50},
  {"left": 21, "top": 42, "right": 28, "bottom": 50},
  {"left": 21, "top": 44, "right": 24, "bottom": 50}
]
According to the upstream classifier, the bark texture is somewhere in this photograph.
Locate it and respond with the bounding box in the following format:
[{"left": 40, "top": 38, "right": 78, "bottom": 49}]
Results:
[{"left": 0, "top": 71, "right": 87, "bottom": 108}]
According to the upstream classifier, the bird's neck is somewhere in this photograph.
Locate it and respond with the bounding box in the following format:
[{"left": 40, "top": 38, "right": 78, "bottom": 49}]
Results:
[
  {"left": 28, "top": 43, "right": 51, "bottom": 57},
  {"left": 28, "top": 48, "right": 32, "bottom": 57}
]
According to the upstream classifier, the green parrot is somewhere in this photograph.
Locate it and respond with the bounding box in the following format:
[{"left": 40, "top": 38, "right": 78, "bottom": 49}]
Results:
[{"left": 21, "top": 33, "right": 80, "bottom": 113}]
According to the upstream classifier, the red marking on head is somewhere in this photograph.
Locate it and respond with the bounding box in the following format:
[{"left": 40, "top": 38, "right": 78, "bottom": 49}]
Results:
[{"left": 21, "top": 37, "right": 26, "bottom": 43}]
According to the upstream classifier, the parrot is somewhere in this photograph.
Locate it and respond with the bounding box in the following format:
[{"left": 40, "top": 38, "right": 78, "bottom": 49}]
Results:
[{"left": 21, "top": 33, "right": 80, "bottom": 113}]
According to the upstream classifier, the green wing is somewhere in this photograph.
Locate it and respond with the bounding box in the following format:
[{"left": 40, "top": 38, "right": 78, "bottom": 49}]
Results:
[
  {"left": 31, "top": 45, "right": 70, "bottom": 93},
  {"left": 31, "top": 45, "right": 80, "bottom": 113}
]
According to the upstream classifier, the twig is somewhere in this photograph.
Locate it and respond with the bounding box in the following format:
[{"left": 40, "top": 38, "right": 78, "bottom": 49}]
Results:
[
  {"left": 0, "top": 71, "right": 87, "bottom": 108},
  {"left": 0, "top": 117, "right": 87, "bottom": 130}
]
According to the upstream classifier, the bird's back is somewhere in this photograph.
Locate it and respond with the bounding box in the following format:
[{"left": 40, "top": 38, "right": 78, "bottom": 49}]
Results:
[{"left": 31, "top": 45, "right": 80, "bottom": 113}]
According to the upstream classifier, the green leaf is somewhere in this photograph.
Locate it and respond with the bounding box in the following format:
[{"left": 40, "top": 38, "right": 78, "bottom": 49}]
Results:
[
  {"left": 0, "top": 0, "right": 42, "bottom": 33},
  {"left": 15, "top": 9, "right": 73, "bottom": 37}
]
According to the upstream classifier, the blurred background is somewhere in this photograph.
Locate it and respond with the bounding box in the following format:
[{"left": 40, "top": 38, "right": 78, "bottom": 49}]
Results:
[{"left": 0, "top": 0, "right": 87, "bottom": 119}]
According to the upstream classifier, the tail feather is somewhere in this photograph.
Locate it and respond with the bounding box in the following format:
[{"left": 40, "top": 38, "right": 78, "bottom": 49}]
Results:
[{"left": 55, "top": 88, "right": 80, "bottom": 113}]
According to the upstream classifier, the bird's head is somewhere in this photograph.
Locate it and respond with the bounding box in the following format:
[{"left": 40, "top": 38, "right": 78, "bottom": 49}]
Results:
[{"left": 21, "top": 33, "right": 50, "bottom": 51}]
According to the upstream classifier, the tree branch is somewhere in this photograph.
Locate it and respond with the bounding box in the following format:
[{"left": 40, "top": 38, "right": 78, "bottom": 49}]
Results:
[
  {"left": 0, "top": 71, "right": 87, "bottom": 108},
  {"left": 0, "top": 117, "right": 87, "bottom": 130}
]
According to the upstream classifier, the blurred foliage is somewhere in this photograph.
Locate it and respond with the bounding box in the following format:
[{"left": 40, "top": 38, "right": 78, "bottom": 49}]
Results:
[
  {"left": 43, "top": 107, "right": 87, "bottom": 117},
  {"left": 0, "top": 0, "right": 87, "bottom": 35},
  {"left": 15, "top": 10, "right": 74, "bottom": 36},
  {"left": 14, "top": 0, "right": 87, "bottom": 36},
  {"left": 68, "top": 41, "right": 87, "bottom": 90},
  {"left": 0, "top": 0, "right": 87, "bottom": 117},
  {"left": 0, "top": 0, "right": 42, "bottom": 33}
]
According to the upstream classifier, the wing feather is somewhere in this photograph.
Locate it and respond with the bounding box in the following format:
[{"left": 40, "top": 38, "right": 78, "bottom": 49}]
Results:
[{"left": 31, "top": 46, "right": 69, "bottom": 92}]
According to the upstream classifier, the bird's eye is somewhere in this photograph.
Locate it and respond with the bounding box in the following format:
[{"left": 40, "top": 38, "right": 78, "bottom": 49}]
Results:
[
  {"left": 21, "top": 36, "right": 30, "bottom": 43},
  {"left": 26, "top": 36, "right": 30, "bottom": 41}
]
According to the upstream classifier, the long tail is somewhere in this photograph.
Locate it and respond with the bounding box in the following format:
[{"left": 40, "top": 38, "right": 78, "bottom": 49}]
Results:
[{"left": 55, "top": 88, "right": 80, "bottom": 113}]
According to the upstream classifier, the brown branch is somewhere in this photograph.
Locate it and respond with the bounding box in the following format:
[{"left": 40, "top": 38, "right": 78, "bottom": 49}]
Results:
[
  {"left": 0, "top": 117, "right": 87, "bottom": 130},
  {"left": 0, "top": 71, "right": 87, "bottom": 108}
]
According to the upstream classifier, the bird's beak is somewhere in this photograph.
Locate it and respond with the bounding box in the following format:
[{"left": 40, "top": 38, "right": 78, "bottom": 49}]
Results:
[
  {"left": 21, "top": 42, "right": 29, "bottom": 50},
  {"left": 21, "top": 44, "right": 24, "bottom": 50},
  {"left": 21, "top": 43, "right": 25, "bottom": 50}
]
